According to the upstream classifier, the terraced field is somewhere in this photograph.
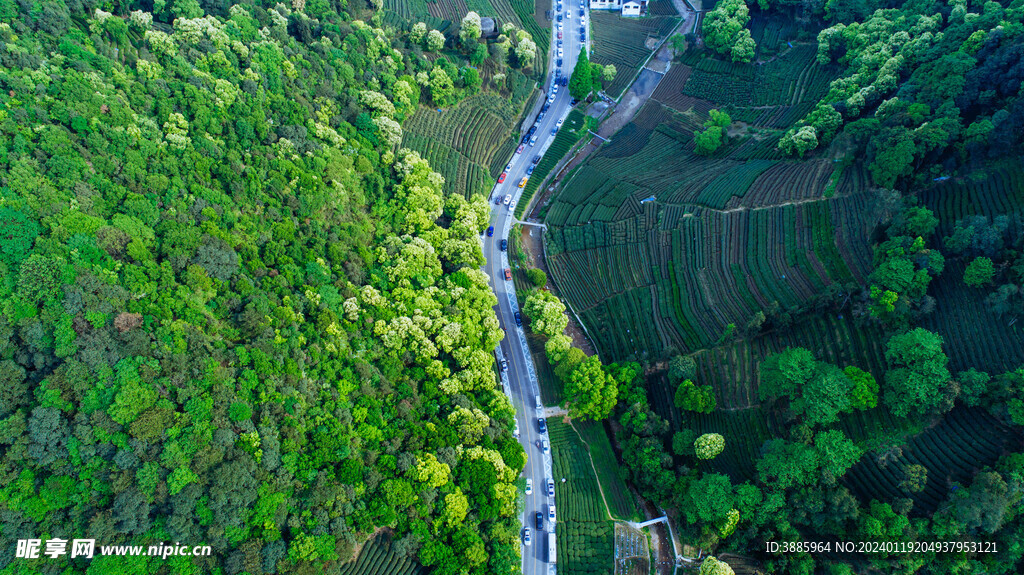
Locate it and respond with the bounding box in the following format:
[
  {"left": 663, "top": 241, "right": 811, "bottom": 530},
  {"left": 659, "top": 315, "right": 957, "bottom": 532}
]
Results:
[
  {"left": 549, "top": 419, "right": 615, "bottom": 574},
  {"left": 589, "top": 12, "right": 681, "bottom": 98},
  {"left": 338, "top": 533, "right": 428, "bottom": 575},
  {"left": 402, "top": 92, "right": 533, "bottom": 198},
  {"left": 654, "top": 44, "right": 838, "bottom": 129}
]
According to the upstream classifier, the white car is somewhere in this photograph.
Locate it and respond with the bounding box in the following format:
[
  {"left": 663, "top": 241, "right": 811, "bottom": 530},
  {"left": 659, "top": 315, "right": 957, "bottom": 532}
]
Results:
[
  {"left": 524, "top": 527, "right": 532, "bottom": 546},
  {"left": 549, "top": 505, "right": 556, "bottom": 522},
  {"left": 557, "top": 47, "right": 563, "bottom": 58},
  {"left": 503, "top": 194, "right": 511, "bottom": 205},
  {"left": 548, "top": 93, "right": 556, "bottom": 103},
  {"left": 558, "top": 22, "right": 563, "bottom": 30},
  {"left": 525, "top": 478, "right": 533, "bottom": 495},
  {"left": 542, "top": 439, "right": 549, "bottom": 453},
  {"left": 566, "top": 10, "right": 571, "bottom": 18},
  {"left": 556, "top": 118, "right": 564, "bottom": 128},
  {"left": 547, "top": 479, "right": 555, "bottom": 497},
  {"left": 510, "top": 199, "right": 517, "bottom": 209},
  {"left": 553, "top": 84, "right": 559, "bottom": 94}
]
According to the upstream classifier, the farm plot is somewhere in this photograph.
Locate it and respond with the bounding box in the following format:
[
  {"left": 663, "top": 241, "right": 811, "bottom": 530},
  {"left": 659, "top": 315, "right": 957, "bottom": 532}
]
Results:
[
  {"left": 575, "top": 420, "right": 641, "bottom": 521},
  {"left": 543, "top": 95, "right": 876, "bottom": 361},
  {"left": 921, "top": 161, "right": 1024, "bottom": 239},
  {"left": 338, "top": 533, "right": 427, "bottom": 575},
  {"left": 403, "top": 94, "right": 528, "bottom": 198},
  {"left": 685, "top": 314, "right": 890, "bottom": 410},
  {"left": 843, "top": 406, "right": 1021, "bottom": 516},
  {"left": 551, "top": 419, "right": 615, "bottom": 574},
  {"left": 922, "top": 260, "right": 1024, "bottom": 374},
  {"left": 668, "top": 43, "right": 838, "bottom": 128},
  {"left": 590, "top": 13, "right": 681, "bottom": 98},
  {"left": 545, "top": 194, "right": 875, "bottom": 360},
  {"left": 614, "top": 522, "right": 650, "bottom": 575},
  {"left": 515, "top": 109, "right": 586, "bottom": 218}
]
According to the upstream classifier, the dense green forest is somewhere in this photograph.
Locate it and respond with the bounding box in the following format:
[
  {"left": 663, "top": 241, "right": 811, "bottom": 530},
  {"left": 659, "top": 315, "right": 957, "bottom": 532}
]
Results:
[{"left": 0, "top": 0, "right": 539, "bottom": 573}]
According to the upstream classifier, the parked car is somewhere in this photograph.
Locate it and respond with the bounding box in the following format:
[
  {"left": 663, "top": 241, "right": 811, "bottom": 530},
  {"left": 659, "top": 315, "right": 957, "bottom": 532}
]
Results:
[
  {"left": 538, "top": 417, "right": 547, "bottom": 433},
  {"left": 523, "top": 527, "right": 532, "bottom": 546},
  {"left": 557, "top": 13, "right": 562, "bottom": 21},
  {"left": 556, "top": 117, "right": 565, "bottom": 128},
  {"left": 551, "top": 127, "right": 558, "bottom": 135},
  {"left": 561, "top": 76, "right": 568, "bottom": 86},
  {"left": 541, "top": 439, "right": 549, "bottom": 453},
  {"left": 503, "top": 194, "right": 511, "bottom": 205},
  {"left": 566, "top": 10, "right": 570, "bottom": 18},
  {"left": 557, "top": 46, "right": 563, "bottom": 57},
  {"left": 487, "top": 225, "right": 494, "bottom": 236},
  {"left": 504, "top": 268, "right": 512, "bottom": 280},
  {"left": 542, "top": 102, "right": 551, "bottom": 113},
  {"left": 536, "top": 512, "right": 544, "bottom": 529},
  {"left": 528, "top": 125, "right": 537, "bottom": 136},
  {"left": 500, "top": 358, "right": 508, "bottom": 371},
  {"left": 498, "top": 172, "right": 506, "bottom": 183},
  {"left": 509, "top": 199, "right": 516, "bottom": 209},
  {"left": 547, "top": 93, "right": 555, "bottom": 103},
  {"left": 538, "top": 111, "right": 545, "bottom": 121},
  {"left": 519, "top": 176, "right": 528, "bottom": 188},
  {"left": 526, "top": 478, "right": 533, "bottom": 495},
  {"left": 547, "top": 479, "right": 555, "bottom": 497},
  {"left": 516, "top": 144, "right": 525, "bottom": 154},
  {"left": 533, "top": 155, "right": 542, "bottom": 164},
  {"left": 515, "top": 311, "right": 522, "bottom": 326},
  {"left": 557, "top": 57, "right": 563, "bottom": 66},
  {"left": 549, "top": 505, "right": 556, "bottom": 522},
  {"left": 501, "top": 239, "right": 508, "bottom": 251},
  {"left": 527, "top": 165, "right": 535, "bottom": 175},
  {"left": 558, "top": 30, "right": 563, "bottom": 39},
  {"left": 530, "top": 134, "right": 539, "bottom": 145}
]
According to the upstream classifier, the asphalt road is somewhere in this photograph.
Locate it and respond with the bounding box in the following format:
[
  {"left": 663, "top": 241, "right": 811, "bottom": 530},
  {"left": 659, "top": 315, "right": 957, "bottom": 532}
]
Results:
[{"left": 483, "top": 2, "right": 590, "bottom": 573}]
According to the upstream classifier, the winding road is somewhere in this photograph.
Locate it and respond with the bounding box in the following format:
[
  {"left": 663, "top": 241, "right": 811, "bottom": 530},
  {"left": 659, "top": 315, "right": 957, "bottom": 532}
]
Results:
[{"left": 484, "top": 2, "right": 589, "bottom": 573}]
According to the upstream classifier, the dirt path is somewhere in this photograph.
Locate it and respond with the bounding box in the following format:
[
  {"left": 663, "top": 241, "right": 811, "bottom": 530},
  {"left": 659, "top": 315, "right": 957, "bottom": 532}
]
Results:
[{"left": 566, "top": 418, "right": 616, "bottom": 522}]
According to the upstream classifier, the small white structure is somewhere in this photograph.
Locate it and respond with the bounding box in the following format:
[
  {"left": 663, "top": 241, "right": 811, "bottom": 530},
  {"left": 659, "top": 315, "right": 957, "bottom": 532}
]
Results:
[{"left": 589, "top": 0, "right": 645, "bottom": 16}]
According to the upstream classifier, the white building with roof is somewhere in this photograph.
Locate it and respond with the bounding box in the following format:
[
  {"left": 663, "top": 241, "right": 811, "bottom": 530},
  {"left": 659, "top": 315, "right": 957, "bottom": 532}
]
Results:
[{"left": 589, "top": 0, "right": 646, "bottom": 16}]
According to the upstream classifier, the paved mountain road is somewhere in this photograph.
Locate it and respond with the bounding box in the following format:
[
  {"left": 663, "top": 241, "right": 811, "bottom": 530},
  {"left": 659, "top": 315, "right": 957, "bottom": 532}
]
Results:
[{"left": 483, "top": 2, "right": 589, "bottom": 573}]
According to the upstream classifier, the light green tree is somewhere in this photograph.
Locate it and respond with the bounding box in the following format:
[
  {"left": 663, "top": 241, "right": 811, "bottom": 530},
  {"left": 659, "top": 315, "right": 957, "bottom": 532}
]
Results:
[
  {"left": 563, "top": 356, "right": 618, "bottom": 420},
  {"left": 426, "top": 29, "right": 445, "bottom": 52},
  {"left": 695, "top": 433, "right": 725, "bottom": 459},
  {"left": 964, "top": 256, "right": 995, "bottom": 287}
]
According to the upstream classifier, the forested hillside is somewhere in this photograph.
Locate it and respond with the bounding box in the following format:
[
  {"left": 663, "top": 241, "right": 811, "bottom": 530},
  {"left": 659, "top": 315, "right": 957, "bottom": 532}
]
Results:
[{"left": 0, "top": 1, "right": 529, "bottom": 574}]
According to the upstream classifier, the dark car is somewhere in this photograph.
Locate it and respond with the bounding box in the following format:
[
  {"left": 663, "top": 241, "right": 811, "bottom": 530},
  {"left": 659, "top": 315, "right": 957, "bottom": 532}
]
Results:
[
  {"left": 533, "top": 155, "right": 542, "bottom": 164},
  {"left": 527, "top": 125, "right": 537, "bottom": 137},
  {"left": 580, "top": 25, "right": 585, "bottom": 33},
  {"left": 526, "top": 165, "right": 535, "bottom": 175},
  {"left": 542, "top": 102, "right": 550, "bottom": 113},
  {"left": 500, "top": 239, "right": 508, "bottom": 251},
  {"left": 538, "top": 418, "right": 547, "bottom": 433},
  {"left": 557, "top": 58, "right": 563, "bottom": 67},
  {"left": 515, "top": 311, "right": 523, "bottom": 326},
  {"left": 560, "top": 77, "right": 568, "bottom": 86},
  {"left": 579, "top": 8, "right": 584, "bottom": 15},
  {"left": 535, "top": 511, "right": 544, "bottom": 529},
  {"left": 557, "top": 13, "right": 562, "bottom": 21},
  {"left": 487, "top": 225, "right": 494, "bottom": 237}
]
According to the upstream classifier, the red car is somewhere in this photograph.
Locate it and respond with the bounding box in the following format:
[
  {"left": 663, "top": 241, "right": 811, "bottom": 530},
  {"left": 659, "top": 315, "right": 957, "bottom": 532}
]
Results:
[
  {"left": 504, "top": 268, "right": 512, "bottom": 281},
  {"left": 498, "top": 172, "right": 507, "bottom": 183},
  {"left": 516, "top": 144, "right": 525, "bottom": 154},
  {"left": 558, "top": 30, "right": 563, "bottom": 39}
]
